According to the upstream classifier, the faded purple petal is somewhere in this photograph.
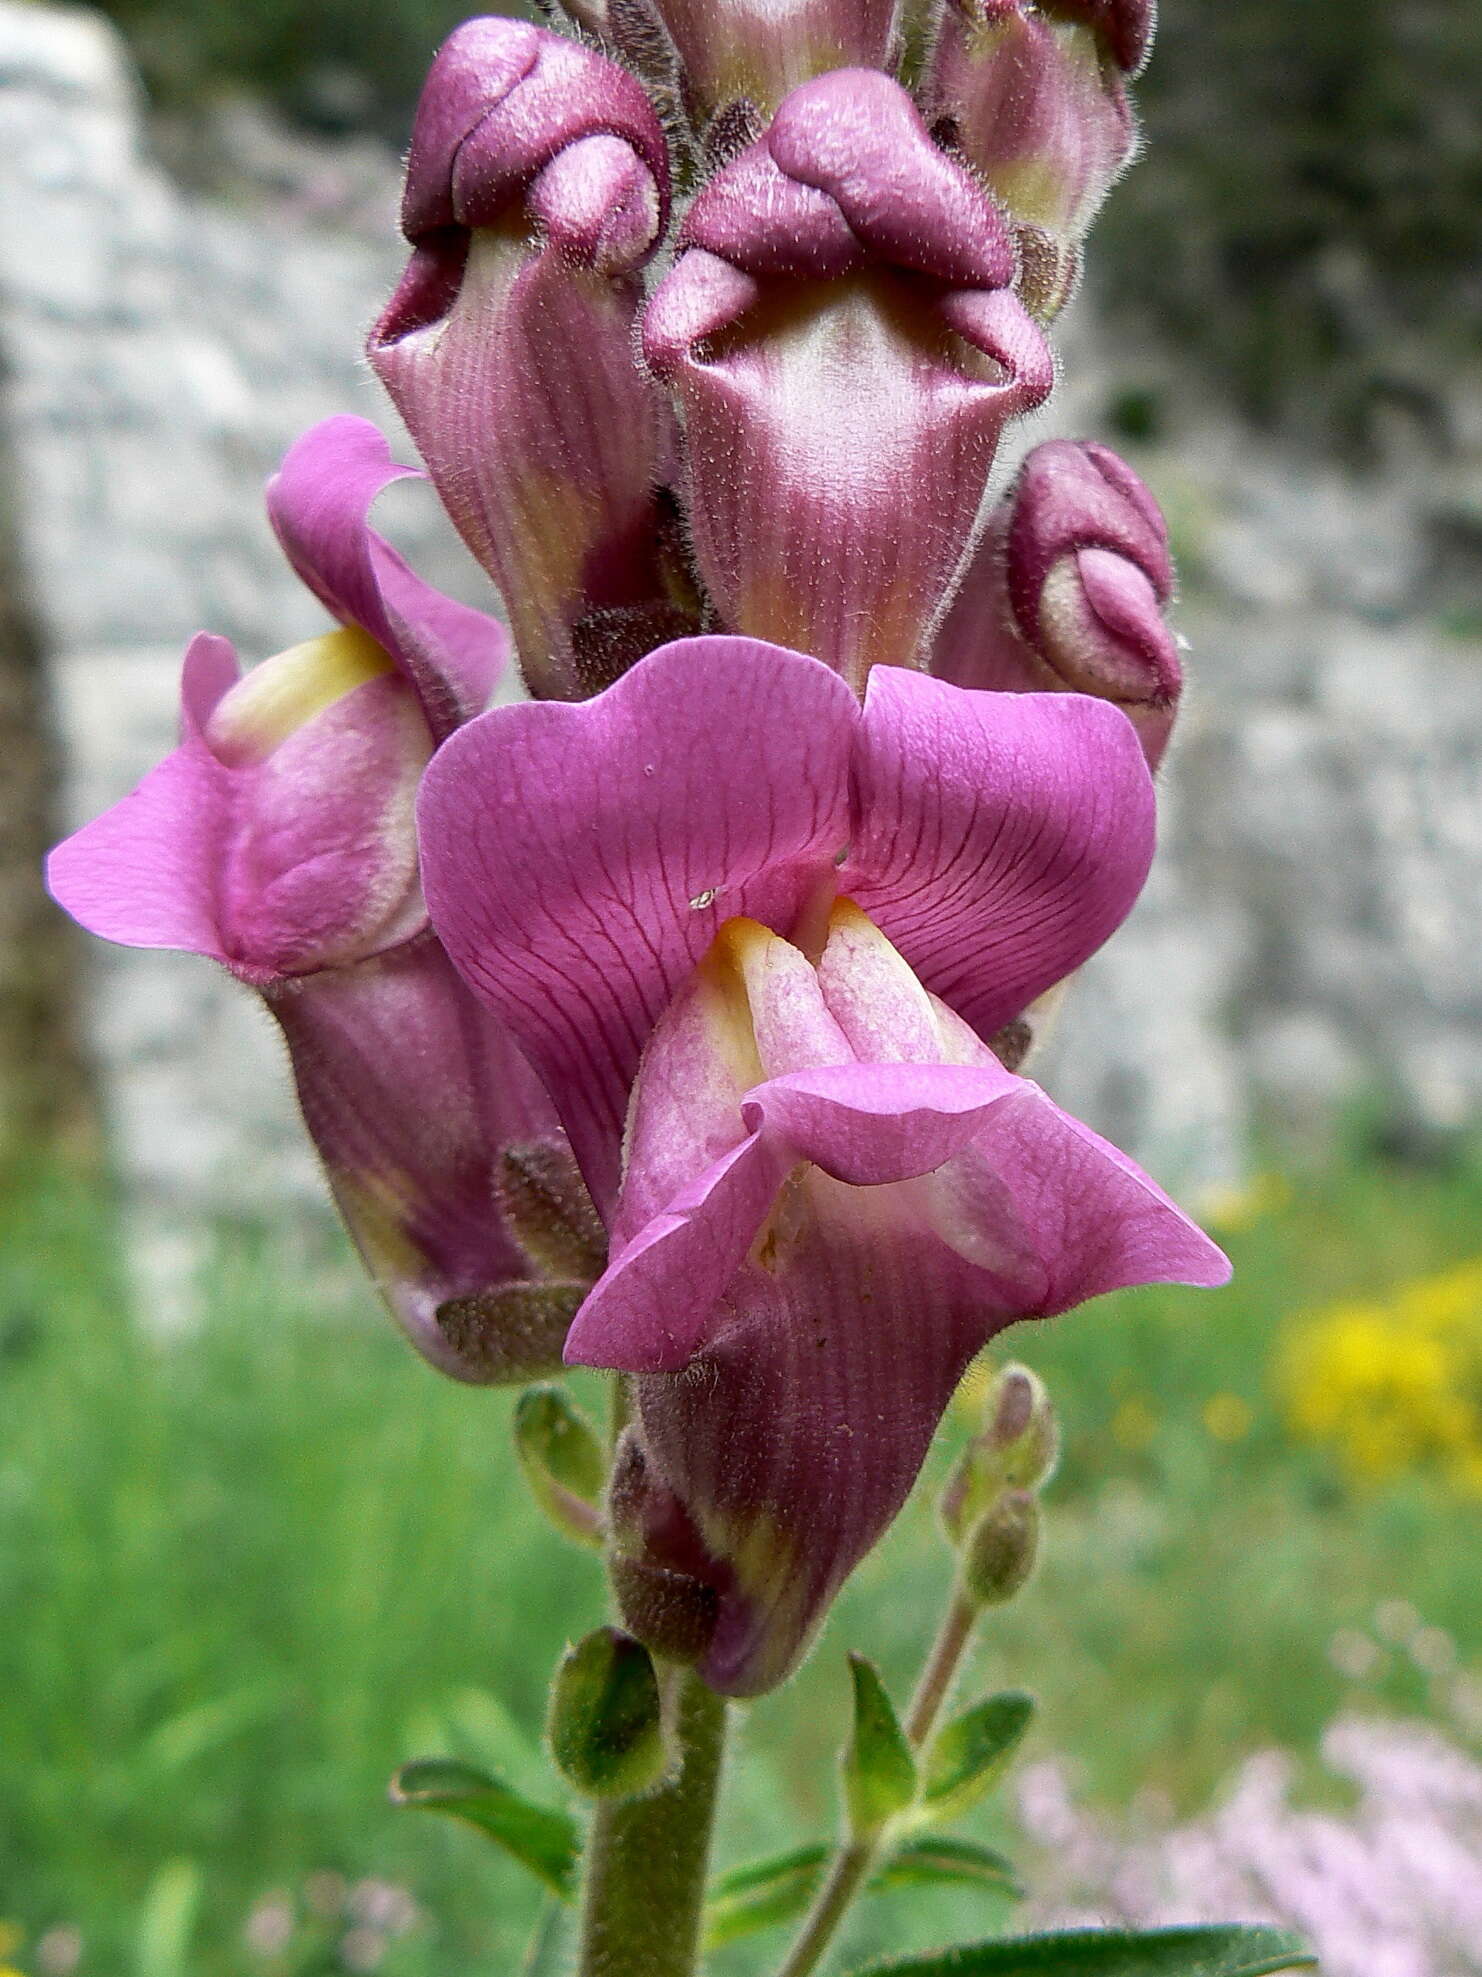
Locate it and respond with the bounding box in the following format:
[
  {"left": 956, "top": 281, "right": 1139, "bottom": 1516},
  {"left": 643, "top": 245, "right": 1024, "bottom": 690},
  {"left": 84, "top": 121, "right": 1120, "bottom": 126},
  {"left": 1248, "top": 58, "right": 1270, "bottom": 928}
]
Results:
[
  {"left": 369, "top": 19, "right": 682, "bottom": 700},
  {"left": 932, "top": 440, "right": 1182, "bottom": 766},
  {"left": 847, "top": 666, "right": 1156, "bottom": 1040},
  {"left": 268, "top": 936, "right": 582, "bottom": 1381},
  {"left": 644, "top": 70, "right": 1053, "bottom": 691},
  {"left": 417, "top": 637, "right": 859, "bottom": 1211},
  {"left": 267, "top": 415, "right": 510, "bottom": 740}
]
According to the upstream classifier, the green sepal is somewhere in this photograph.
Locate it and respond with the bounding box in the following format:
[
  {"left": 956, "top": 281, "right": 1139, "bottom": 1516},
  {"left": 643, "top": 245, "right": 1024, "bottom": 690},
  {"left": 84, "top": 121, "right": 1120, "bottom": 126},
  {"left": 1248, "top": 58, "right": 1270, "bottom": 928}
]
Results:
[
  {"left": 844, "top": 1653, "right": 918, "bottom": 1837},
  {"left": 548, "top": 1626, "right": 667, "bottom": 1800},
  {"left": 917, "top": 1690, "right": 1034, "bottom": 1826},
  {"left": 851, "top": 1923, "right": 1316, "bottom": 1976},
  {"left": 389, "top": 1757, "right": 579, "bottom": 1897},
  {"left": 514, "top": 1384, "right": 606, "bottom": 1548},
  {"left": 702, "top": 1834, "right": 1020, "bottom": 1951}
]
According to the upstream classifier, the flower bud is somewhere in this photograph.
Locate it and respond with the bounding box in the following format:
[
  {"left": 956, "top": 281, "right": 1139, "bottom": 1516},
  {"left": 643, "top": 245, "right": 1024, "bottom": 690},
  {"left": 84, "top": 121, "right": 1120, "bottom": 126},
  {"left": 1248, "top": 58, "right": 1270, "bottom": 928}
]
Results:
[
  {"left": 548, "top": 1627, "right": 668, "bottom": 1798},
  {"left": 960, "top": 1487, "right": 1041, "bottom": 1606},
  {"left": 647, "top": 0, "right": 900, "bottom": 128},
  {"left": 514, "top": 1385, "right": 607, "bottom": 1548},
  {"left": 931, "top": 439, "right": 1182, "bottom": 767},
  {"left": 926, "top": 1, "right": 1139, "bottom": 319},
  {"left": 369, "top": 20, "right": 692, "bottom": 700},
  {"left": 941, "top": 1361, "right": 1058, "bottom": 1542},
  {"left": 644, "top": 68, "right": 1053, "bottom": 693}
]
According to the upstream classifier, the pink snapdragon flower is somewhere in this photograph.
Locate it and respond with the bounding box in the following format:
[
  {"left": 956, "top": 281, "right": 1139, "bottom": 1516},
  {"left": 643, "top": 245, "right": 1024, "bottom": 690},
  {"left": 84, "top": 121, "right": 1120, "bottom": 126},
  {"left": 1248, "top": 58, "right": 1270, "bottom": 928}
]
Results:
[
  {"left": 418, "top": 637, "right": 1228, "bottom": 1690},
  {"left": 47, "top": 417, "right": 596, "bottom": 1380}
]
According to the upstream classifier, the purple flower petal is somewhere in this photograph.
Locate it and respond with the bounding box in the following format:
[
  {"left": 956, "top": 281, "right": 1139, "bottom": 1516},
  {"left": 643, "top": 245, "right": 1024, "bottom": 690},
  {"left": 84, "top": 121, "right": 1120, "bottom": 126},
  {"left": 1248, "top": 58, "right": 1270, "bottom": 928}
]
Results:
[
  {"left": 417, "top": 637, "right": 859, "bottom": 1209},
  {"left": 847, "top": 667, "right": 1156, "bottom": 1041},
  {"left": 46, "top": 634, "right": 235, "bottom": 961},
  {"left": 267, "top": 415, "right": 509, "bottom": 741}
]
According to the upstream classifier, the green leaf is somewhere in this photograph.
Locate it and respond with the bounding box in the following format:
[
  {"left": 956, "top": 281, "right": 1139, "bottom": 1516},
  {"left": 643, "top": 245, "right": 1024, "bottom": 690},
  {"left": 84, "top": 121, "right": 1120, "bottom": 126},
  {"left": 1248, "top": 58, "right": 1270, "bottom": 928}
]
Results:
[
  {"left": 703, "top": 1837, "right": 1021, "bottom": 1949},
  {"left": 844, "top": 1653, "right": 918, "bottom": 1836},
  {"left": 876, "top": 1836, "right": 1021, "bottom": 1898},
  {"left": 851, "top": 1923, "right": 1317, "bottom": 1976},
  {"left": 390, "top": 1758, "right": 580, "bottom": 1898},
  {"left": 918, "top": 1691, "right": 1034, "bottom": 1826},
  {"left": 704, "top": 1843, "right": 831, "bottom": 1949},
  {"left": 133, "top": 1859, "right": 202, "bottom": 1977}
]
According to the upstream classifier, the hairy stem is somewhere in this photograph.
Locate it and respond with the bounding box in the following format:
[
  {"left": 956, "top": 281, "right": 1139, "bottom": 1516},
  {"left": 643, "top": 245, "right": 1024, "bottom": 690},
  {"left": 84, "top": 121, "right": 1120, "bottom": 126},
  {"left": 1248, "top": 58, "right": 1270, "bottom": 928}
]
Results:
[
  {"left": 576, "top": 1669, "right": 727, "bottom": 1977},
  {"left": 774, "top": 1586, "right": 979, "bottom": 1977}
]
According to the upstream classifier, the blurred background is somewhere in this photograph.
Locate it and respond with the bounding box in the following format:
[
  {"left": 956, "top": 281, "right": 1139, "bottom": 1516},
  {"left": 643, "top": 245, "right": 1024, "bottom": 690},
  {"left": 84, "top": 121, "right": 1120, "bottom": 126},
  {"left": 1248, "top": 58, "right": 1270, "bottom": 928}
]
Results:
[{"left": 1, "top": 0, "right": 1480, "bottom": 1971}]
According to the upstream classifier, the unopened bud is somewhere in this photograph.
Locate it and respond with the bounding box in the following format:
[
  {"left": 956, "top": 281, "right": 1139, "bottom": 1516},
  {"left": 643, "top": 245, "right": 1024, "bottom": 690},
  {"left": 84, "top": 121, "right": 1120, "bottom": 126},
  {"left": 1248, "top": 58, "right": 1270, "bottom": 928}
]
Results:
[
  {"left": 931, "top": 440, "right": 1182, "bottom": 769},
  {"left": 548, "top": 1627, "right": 668, "bottom": 1798},
  {"left": 941, "top": 1363, "right": 1058, "bottom": 1543},
  {"left": 926, "top": 1, "right": 1141, "bottom": 320},
  {"left": 961, "top": 1488, "right": 1040, "bottom": 1607},
  {"left": 514, "top": 1384, "right": 606, "bottom": 1547}
]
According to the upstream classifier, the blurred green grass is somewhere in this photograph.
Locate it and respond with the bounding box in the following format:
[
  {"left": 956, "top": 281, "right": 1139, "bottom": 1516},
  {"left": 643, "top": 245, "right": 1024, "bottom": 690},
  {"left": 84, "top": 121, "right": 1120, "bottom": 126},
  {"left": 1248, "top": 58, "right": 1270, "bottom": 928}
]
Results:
[{"left": 2, "top": 1135, "right": 1479, "bottom": 1972}]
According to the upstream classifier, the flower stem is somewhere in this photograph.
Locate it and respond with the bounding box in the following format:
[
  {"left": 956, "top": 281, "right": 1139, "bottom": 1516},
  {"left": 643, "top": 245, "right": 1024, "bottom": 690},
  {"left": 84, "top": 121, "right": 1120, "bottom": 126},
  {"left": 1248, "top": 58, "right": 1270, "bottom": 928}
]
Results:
[
  {"left": 773, "top": 1586, "right": 979, "bottom": 1977},
  {"left": 576, "top": 1669, "right": 728, "bottom": 1977}
]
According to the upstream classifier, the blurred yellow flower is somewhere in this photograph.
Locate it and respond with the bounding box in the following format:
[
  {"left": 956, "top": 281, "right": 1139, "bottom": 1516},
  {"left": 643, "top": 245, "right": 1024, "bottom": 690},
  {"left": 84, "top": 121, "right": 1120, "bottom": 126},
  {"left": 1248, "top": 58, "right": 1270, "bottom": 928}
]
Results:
[
  {"left": 1278, "top": 1258, "right": 1482, "bottom": 1492},
  {"left": 1195, "top": 1171, "right": 1291, "bottom": 1236},
  {"left": 1113, "top": 1396, "right": 1159, "bottom": 1451},
  {"left": 0, "top": 1922, "right": 21, "bottom": 1959},
  {"left": 1203, "top": 1392, "right": 1254, "bottom": 1442}
]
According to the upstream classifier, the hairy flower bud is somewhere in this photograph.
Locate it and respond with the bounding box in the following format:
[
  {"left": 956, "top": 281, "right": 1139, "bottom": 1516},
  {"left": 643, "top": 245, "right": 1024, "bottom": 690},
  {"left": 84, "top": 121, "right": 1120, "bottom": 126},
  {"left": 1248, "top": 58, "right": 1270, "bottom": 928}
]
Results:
[
  {"left": 961, "top": 1487, "right": 1041, "bottom": 1606},
  {"left": 548, "top": 1628, "right": 668, "bottom": 1797},
  {"left": 369, "top": 19, "right": 693, "bottom": 699},
  {"left": 926, "top": 0, "right": 1138, "bottom": 318},
  {"left": 941, "top": 1361, "right": 1058, "bottom": 1542},
  {"left": 931, "top": 439, "right": 1182, "bottom": 767},
  {"left": 644, "top": 69, "right": 1053, "bottom": 692},
  {"left": 647, "top": 0, "right": 900, "bottom": 128}
]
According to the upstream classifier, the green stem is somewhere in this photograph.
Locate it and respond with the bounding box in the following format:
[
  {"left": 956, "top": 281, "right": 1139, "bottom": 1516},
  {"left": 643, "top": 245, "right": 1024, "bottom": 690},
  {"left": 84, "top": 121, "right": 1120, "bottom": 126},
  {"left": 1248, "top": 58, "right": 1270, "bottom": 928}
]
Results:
[
  {"left": 576, "top": 1669, "right": 728, "bottom": 1977},
  {"left": 774, "top": 1586, "right": 980, "bottom": 1977}
]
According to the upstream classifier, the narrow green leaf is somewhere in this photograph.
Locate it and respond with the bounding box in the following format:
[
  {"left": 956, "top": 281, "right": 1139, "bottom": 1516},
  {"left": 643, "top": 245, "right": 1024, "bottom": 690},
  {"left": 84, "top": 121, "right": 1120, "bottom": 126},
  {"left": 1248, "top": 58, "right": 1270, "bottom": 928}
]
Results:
[
  {"left": 918, "top": 1690, "right": 1034, "bottom": 1825},
  {"left": 876, "top": 1836, "right": 1022, "bottom": 1898},
  {"left": 133, "top": 1859, "right": 202, "bottom": 1977},
  {"left": 852, "top": 1922, "right": 1317, "bottom": 1976},
  {"left": 845, "top": 1653, "right": 918, "bottom": 1836},
  {"left": 703, "top": 1836, "right": 1021, "bottom": 1949},
  {"left": 704, "top": 1843, "right": 831, "bottom": 1949},
  {"left": 390, "top": 1758, "right": 580, "bottom": 1897}
]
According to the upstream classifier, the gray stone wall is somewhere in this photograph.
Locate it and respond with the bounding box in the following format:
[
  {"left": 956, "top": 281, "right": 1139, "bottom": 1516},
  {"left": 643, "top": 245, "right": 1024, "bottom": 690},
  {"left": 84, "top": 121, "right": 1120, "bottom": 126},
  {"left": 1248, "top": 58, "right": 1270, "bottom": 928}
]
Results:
[{"left": 5, "top": 3, "right": 1480, "bottom": 1304}]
